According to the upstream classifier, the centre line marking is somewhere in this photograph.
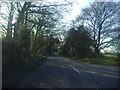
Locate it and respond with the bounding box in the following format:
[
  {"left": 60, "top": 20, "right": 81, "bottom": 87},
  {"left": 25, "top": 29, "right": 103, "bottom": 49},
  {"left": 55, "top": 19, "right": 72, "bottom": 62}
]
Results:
[{"left": 69, "top": 65, "right": 80, "bottom": 74}]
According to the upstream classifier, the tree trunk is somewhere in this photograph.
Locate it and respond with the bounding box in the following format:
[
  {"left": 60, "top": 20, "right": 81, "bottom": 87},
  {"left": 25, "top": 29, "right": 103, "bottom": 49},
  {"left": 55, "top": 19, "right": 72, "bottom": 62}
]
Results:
[{"left": 94, "top": 47, "right": 100, "bottom": 57}]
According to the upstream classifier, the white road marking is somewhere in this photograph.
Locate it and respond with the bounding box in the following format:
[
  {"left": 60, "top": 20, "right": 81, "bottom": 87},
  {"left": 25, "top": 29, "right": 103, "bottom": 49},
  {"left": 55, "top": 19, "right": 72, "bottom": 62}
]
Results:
[
  {"left": 69, "top": 65, "right": 81, "bottom": 74},
  {"left": 69, "top": 65, "right": 118, "bottom": 79}
]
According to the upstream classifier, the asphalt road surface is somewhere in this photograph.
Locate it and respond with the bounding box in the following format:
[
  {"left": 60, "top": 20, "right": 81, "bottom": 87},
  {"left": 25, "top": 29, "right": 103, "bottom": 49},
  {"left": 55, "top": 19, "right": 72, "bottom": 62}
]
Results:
[{"left": 19, "top": 53, "right": 120, "bottom": 88}]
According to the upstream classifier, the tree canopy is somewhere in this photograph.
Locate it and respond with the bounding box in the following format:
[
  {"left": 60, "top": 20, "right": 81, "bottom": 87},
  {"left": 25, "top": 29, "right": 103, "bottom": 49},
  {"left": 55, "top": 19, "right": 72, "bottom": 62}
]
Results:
[
  {"left": 60, "top": 25, "right": 93, "bottom": 57},
  {"left": 72, "top": 2, "right": 119, "bottom": 54}
]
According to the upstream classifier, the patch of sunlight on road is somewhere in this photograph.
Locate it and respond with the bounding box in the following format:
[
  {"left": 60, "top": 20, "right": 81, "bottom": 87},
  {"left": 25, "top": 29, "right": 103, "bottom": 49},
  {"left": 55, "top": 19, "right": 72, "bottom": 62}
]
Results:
[
  {"left": 79, "top": 69, "right": 119, "bottom": 79},
  {"left": 79, "top": 70, "right": 96, "bottom": 74},
  {"left": 100, "top": 74, "right": 119, "bottom": 79},
  {"left": 47, "top": 56, "right": 64, "bottom": 61},
  {"left": 43, "top": 62, "right": 66, "bottom": 68},
  {"left": 47, "top": 57, "right": 56, "bottom": 60}
]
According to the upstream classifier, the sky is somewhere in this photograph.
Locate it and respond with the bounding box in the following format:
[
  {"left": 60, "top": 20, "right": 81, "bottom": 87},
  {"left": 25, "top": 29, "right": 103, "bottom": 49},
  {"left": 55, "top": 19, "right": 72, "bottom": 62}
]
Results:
[
  {"left": 62, "top": 0, "right": 92, "bottom": 23},
  {"left": 53, "top": 0, "right": 93, "bottom": 33},
  {"left": 41, "top": 0, "right": 93, "bottom": 24},
  {"left": 0, "top": 0, "right": 92, "bottom": 23}
]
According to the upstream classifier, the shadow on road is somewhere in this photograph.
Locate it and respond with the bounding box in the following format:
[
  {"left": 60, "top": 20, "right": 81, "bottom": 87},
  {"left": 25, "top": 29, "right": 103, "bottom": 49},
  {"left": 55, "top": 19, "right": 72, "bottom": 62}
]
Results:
[{"left": 17, "top": 52, "right": 119, "bottom": 88}]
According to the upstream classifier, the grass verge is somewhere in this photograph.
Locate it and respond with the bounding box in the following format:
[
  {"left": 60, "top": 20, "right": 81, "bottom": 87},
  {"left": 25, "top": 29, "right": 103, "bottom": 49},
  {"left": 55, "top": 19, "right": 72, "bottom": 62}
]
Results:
[{"left": 68, "top": 54, "right": 118, "bottom": 66}]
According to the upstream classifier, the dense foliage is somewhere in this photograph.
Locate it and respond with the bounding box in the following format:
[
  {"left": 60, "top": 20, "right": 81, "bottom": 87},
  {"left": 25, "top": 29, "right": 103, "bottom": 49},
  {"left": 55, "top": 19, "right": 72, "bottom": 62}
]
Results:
[
  {"left": 60, "top": 25, "right": 93, "bottom": 57},
  {"left": 1, "top": 2, "right": 63, "bottom": 64}
]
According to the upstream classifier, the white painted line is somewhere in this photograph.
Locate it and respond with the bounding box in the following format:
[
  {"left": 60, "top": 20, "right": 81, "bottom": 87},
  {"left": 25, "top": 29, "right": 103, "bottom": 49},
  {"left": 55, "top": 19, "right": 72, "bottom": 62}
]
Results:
[{"left": 69, "top": 65, "right": 81, "bottom": 74}]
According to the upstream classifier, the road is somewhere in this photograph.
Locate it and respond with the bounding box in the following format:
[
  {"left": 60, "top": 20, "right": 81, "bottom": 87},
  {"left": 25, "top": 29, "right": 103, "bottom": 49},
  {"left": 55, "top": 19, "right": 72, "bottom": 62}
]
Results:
[{"left": 19, "top": 53, "right": 120, "bottom": 88}]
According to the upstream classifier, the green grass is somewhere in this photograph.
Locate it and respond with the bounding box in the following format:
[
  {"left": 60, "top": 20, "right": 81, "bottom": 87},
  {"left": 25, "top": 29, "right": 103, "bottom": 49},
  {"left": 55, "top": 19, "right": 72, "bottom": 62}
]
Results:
[
  {"left": 78, "top": 58, "right": 118, "bottom": 66},
  {"left": 69, "top": 54, "right": 118, "bottom": 66},
  {"left": 104, "top": 54, "right": 117, "bottom": 60}
]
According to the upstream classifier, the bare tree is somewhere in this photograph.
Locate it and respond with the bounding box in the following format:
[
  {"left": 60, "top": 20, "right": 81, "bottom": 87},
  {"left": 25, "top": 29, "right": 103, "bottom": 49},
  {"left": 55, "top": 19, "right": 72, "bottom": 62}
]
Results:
[
  {"left": 74, "top": 2, "right": 119, "bottom": 54},
  {"left": 0, "top": 2, "right": 16, "bottom": 38}
]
